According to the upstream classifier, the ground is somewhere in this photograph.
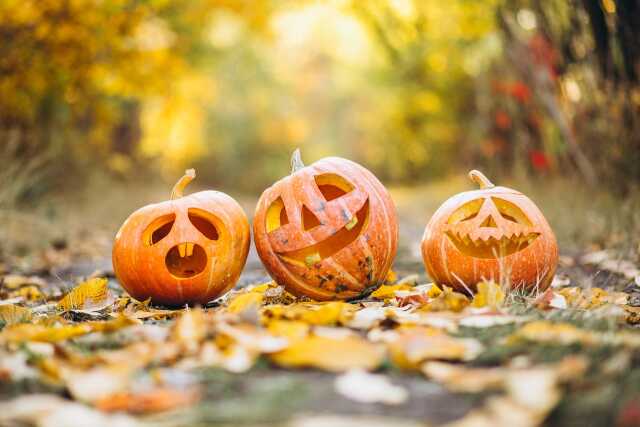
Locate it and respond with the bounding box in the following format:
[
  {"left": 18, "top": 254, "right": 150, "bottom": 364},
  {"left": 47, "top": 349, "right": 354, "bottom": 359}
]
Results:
[{"left": 0, "top": 176, "right": 639, "bottom": 427}]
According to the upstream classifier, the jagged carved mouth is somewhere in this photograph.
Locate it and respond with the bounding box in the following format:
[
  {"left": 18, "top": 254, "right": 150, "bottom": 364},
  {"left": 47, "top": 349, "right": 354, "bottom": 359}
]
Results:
[
  {"left": 446, "top": 231, "right": 539, "bottom": 259},
  {"left": 165, "top": 242, "right": 208, "bottom": 278},
  {"left": 278, "top": 200, "right": 369, "bottom": 267}
]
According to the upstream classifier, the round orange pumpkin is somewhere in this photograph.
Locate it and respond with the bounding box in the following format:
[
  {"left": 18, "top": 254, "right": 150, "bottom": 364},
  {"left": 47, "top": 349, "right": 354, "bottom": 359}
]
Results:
[
  {"left": 113, "top": 169, "right": 250, "bottom": 306},
  {"left": 253, "top": 150, "right": 398, "bottom": 300},
  {"left": 421, "top": 170, "right": 558, "bottom": 292}
]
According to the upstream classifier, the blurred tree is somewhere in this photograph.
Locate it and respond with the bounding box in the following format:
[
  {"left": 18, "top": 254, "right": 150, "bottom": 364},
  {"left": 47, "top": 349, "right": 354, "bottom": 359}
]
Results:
[{"left": 476, "top": 0, "right": 640, "bottom": 191}]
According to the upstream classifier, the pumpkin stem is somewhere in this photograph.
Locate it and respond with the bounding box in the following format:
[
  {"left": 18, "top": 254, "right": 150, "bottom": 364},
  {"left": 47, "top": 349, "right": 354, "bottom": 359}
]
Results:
[
  {"left": 171, "top": 169, "right": 196, "bottom": 200},
  {"left": 468, "top": 170, "right": 495, "bottom": 189},
  {"left": 290, "top": 148, "right": 305, "bottom": 174}
]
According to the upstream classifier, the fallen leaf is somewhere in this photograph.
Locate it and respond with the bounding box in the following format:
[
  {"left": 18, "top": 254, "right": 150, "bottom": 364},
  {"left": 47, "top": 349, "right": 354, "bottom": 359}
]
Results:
[
  {"left": 95, "top": 387, "right": 201, "bottom": 414},
  {"left": 388, "top": 327, "right": 483, "bottom": 369},
  {"left": 0, "top": 394, "right": 141, "bottom": 427},
  {"left": 0, "top": 304, "right": 32, "bottom": 325},
  {"left": 471, "top": 281, "right": 505, "bottom": 309},
  {"left": 227, "top": 291, "right": 263, "bottom": 314},
  {"left": 334, "top": 370, "right": 408, "bottom": 405},
  {"left": 271, "top": 334, "right": 385, "bottom": 372},
  {"left": 57, "top": 278, "right": 111, "bottom": 312}
]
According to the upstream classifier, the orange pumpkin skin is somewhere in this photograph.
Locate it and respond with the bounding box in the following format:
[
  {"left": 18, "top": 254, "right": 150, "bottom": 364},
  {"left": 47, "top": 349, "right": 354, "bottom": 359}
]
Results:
[
  {"left": 113, "top": 170, "right": 250, "bottom": 306},
  {"left": 421, "top": 170, "right": 558, "bottom": 292},
  {"left": 253, "top": 151, "right": 398, "bottom": 301}
]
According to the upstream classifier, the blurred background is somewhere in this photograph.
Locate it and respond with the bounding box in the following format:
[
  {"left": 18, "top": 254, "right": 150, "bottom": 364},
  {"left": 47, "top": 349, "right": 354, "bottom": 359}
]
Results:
[{"left": 1, "top": 0, "right": 639, "bottom": 270}]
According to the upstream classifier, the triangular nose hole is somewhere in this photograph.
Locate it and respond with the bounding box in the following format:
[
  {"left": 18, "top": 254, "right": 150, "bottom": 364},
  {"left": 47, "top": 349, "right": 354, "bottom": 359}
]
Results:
[
  {"left": 302, "top": 205, "right": 321, "bottom": 230},
  {"left": 479, "top": 216, "right": 498, "bottom": 228}
]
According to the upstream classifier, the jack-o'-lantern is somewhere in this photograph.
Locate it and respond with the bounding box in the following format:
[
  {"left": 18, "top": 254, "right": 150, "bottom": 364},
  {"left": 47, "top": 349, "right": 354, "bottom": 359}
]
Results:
[
  {"left": 253, "top": 150, "right": 398, "bottom": 300},
  {"left": 421, "top": 170, "right": 558, "bottom": 292},
  {"left": 113, "top": 169, "right": 250, "bottom": 306}
]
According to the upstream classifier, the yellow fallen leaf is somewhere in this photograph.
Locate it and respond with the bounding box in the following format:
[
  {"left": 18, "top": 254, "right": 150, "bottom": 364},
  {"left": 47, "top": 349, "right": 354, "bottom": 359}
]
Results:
[
  {"left": 428, "top": 283, "right": 443, "bottom": 298},
  {"left": 388, "top": 327, "right": 483, "bottom": 369},
  {"left": 422, "top": 286, "right": 469, "bottom": 312},
  {"left": 227, "top": 292, "right": 264, "bottom": 314},
  {"left": 471, "top": 281, "right": 505, "bottom": 309},
  {"left": 508, "top": 321, "right": 595, "bottom": 346},
  {"left": 267, "top": 320, "right": 310, "bottom": 343},
  {"left": 57, "top": 278, "right": 110, "bottom": 311},
  {"left": 385, "top": 270, "right": 398, "bottom": 284},
  {"left": 0, "top": 304, "right": 32, "bottom": 325},
  {"left": 271, "top": 334, "right": 385, "bottom": 372},
  {"left": 9, "top": 285, "right": 44, "bottom": 301},
  {"left": 299, "top": 302, "right": 356, "bottom": 325},
  {"left": 1, "top": 323, "right": 92, "bottom": 343},
  {"left": 371, "top": 284, "right": 414, "bottom": 300},
  {"left": 0, "top": 316, "right": 137, "bottom": 343}
]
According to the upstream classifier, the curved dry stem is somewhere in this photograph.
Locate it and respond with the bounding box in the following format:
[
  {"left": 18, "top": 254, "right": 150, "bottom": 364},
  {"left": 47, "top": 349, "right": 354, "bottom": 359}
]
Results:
[
  {"left": 290, "top": 148, "right": 305, "bottom": 174},
  {"left": 468, "top": 170, "right": 494, "bottom": 189},
  {"left": 171, "top": 169, "right": 196, "bottom": 200}
]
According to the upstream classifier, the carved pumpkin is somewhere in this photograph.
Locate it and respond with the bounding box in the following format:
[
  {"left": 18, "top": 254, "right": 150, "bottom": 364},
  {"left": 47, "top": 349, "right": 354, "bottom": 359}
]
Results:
[
  {"left": 253, "top": 150, "right": 398, "bottom": 300},
  {"left": 421, "top": 170, "right": 558, "bottom": 292},
  {"left": 113, "top": 169, "right": 250, "bottom": 306}
]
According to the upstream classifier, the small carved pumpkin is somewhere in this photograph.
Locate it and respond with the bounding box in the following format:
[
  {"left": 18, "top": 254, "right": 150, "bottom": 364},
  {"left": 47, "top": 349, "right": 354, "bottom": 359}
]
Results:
[
  {"left": 113, "top": 170, "right": 250, "bottom": 306},
  {"left": 253, "top": 150, "right": 398, "bottom": 300},
  {"left": 421, "top": 170, "right": 558, "bottom": 292}
]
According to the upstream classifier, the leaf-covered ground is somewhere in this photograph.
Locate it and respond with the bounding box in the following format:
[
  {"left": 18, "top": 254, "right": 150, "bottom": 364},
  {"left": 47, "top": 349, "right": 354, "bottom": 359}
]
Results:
[{"left": 1, "top": 182, "right": 639, "bottom": 427}]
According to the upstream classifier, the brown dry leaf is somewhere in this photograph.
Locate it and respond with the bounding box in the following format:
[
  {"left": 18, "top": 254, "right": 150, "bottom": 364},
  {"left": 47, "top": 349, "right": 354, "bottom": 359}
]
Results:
[
  {"left": 57, "top": 277, "right": 111, "bottom": 312},
  {"left": 0, "top": 304, "right": 32, "bottom": 325},
  {"left": 388, "top": 328, "right": 482, "bottom": 369},
  {"left": 271, "top": 334, "right": 385, "bottom": 372},
  {"left": 95, "top": 387, "right": 201, "bottom": 414},
  {"left": 471, "top": 281, "right": 505, "bottom": 309}
]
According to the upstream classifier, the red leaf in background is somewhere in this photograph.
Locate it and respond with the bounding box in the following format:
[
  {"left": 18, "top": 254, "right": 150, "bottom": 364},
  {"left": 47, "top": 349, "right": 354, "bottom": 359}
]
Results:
[
  {"left": 529, "top": 149, "right": 550, "bottom": 172},
  {"left": 509, "top": 82, "right": 531, "bottom": 103},
  {"left": 494, "top": 110, "right": 511, "bottom": 130},
  {"left": 529, "top": 34, "right": 558, "bottom": 80},
  {"left": 617, "top": 398, "right": 640, "bottom": 427}
]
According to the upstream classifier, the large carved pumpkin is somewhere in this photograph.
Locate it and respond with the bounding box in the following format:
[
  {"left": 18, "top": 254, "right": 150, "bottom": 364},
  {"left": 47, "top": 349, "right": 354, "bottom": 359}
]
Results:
[
  {"left": 253, "top": 150, "right": 398, "bottom": 300},
  {"left": 421, "top": 170, "right": 558, "bottom": 292},
  {"left": 113, "top": 170, "right": 250, "bottom": 306}
]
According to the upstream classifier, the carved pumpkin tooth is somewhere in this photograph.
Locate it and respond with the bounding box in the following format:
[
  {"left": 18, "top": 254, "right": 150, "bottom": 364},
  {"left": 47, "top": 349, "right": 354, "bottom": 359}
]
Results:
[
  {"left": 186, "top": 242, "right": 194, "bottom": 257},
  {"left": 178, "top": 243, "right": 187, "bottom": 258},
  {"left": 345, "top": 216, "right": 358, "bottom": 230}
]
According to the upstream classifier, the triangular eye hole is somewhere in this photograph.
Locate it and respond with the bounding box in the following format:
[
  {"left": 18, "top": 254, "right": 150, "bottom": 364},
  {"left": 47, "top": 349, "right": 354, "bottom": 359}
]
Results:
[
  {"left": 188, "top": 208, "right": 219, "bottom": 240},
  {"left": 302, "top": 205, "right": 321, "bottom": 230},
  {"left": 315, "top": 173, "right": 354, "bottom": 201},
  {"left": 266, "top": 197, "right": 289, "bottom": 232},
  {"left": 491, "top": 197, "right": 533, "bottom": 226},
  {"left": 447, "top": 199, "right": 483, "bottom": 225},
  {"left": 144, "top": 214, "right": 175, "bottom": 246}
]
